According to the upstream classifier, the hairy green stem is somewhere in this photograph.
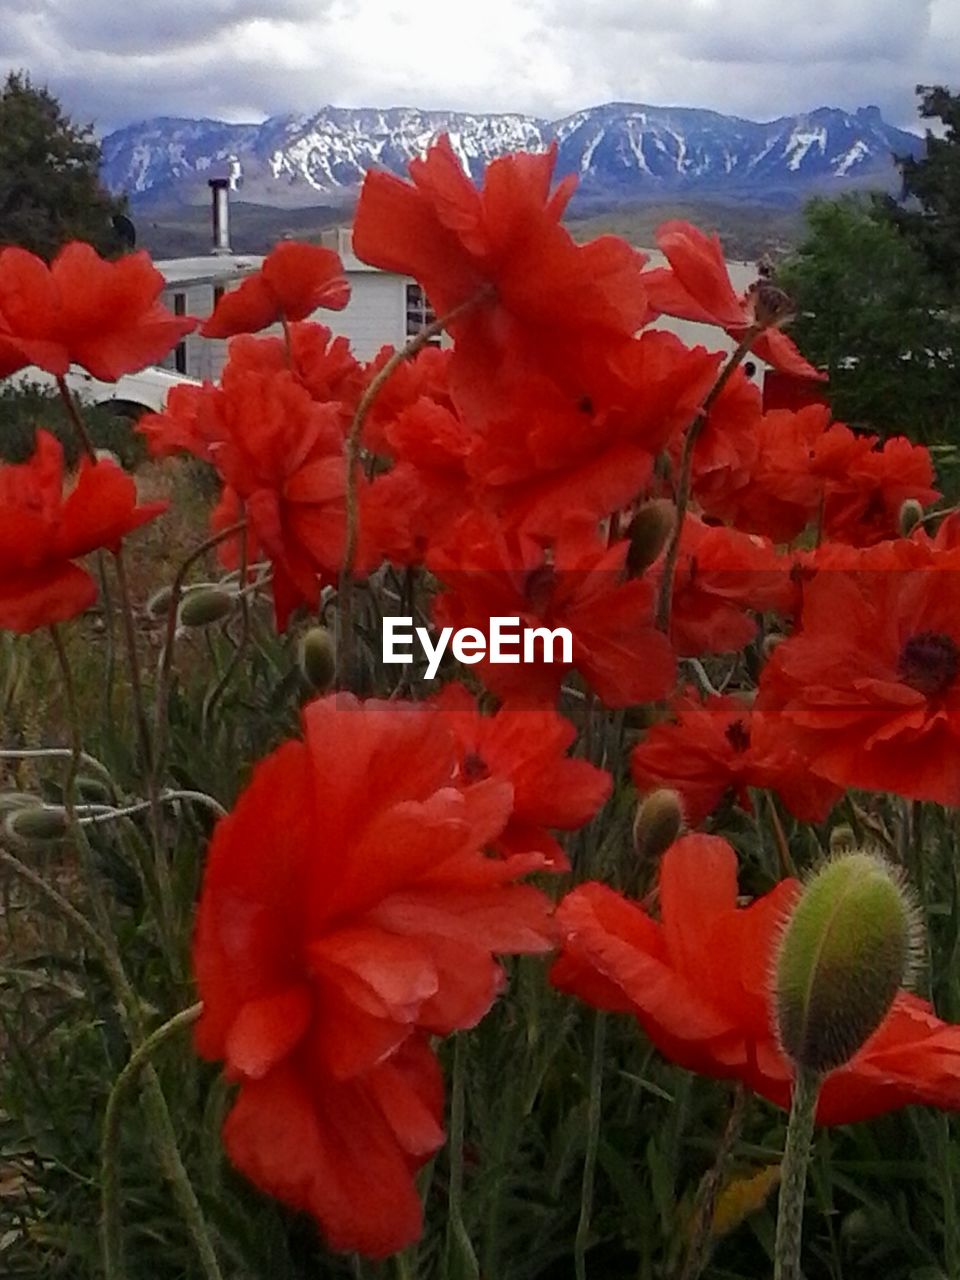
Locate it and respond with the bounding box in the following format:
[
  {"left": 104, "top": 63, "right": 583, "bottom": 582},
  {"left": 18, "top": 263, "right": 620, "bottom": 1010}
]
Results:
[
  {"left": 575, "top": 1012, "right": 607, "bottom": 1280},
  {"left": 774, "top": 1066, "right": 822, "bottom": 1280},
  {"left": 339, "top": 289, "right": 491, "bottom": 689},
  {"left": 101, "top": 1004, "right": 203, "bottom": 1280},
  {"left": 445, "top": 1032, "right": 480, "bottom": 1279},
  {"left": 676, "top": 1084, "right": 749, "bottom": 1280},
  {"left": 656, "top": 336, "right": 753, "bottom": 632},
  {"left": 56, "top": 375, "right": 97, "bottom": 460}
]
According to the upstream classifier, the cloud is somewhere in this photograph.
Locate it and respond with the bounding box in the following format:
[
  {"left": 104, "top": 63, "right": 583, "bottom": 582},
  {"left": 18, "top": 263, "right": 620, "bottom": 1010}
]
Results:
[{"left": 0, "top": 0, "right": 956, "bottom": 134}]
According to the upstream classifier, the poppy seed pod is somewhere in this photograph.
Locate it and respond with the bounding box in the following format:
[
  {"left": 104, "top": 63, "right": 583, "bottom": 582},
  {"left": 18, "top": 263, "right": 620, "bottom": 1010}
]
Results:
[
  {"left": 774, "top": 851, "right": 919, "bottom": 1073},
  {"left": 6, "top": 805, "right": 68, "bottom": 843},
  {"left": 632, "top": 788, "right": 684, "bottom": 862},
  {"left": 898, "top": 498, "right": 924, "bottom": 537},
  {"left": 179, "top": 587, "right": 235, "bottom": 628},
  {"left": 146, "top": 584, "right": 175, "bottom": 618},
  {"left": 626, "top": 500, "right": 676, "bottom": 576},
  {"left": 828, "top": 824, "right": 856, "bottom": 854},
  {"left": 299, "top": 626, "right": 337, "bottom": 692}
]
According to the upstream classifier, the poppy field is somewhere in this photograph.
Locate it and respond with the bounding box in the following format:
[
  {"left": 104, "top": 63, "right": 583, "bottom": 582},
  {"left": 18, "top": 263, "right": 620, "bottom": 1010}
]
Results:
[{"left": 2, "top": 136, "right": 960, "bottom": 1280}]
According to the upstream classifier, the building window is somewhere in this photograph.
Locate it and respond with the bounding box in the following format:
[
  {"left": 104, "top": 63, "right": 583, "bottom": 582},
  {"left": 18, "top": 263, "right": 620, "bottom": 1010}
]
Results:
[
  {"left": 405, "top": 283, "right": 441, "bottom": 345},
  {"left": 173, "top": 292, "right": 187, "bottom": 374}
]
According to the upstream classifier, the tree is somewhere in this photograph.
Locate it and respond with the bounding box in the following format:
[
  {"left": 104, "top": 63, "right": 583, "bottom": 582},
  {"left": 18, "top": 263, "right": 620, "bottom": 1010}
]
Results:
[
  {"left": 0, "top": 71, "right": 128, "bottom": 260},
  {"left": 882, "top": 84, "right": 960, "bottom": 294},
  {"left": 775, "top": 195, "right": 960, "bottom": 443}
]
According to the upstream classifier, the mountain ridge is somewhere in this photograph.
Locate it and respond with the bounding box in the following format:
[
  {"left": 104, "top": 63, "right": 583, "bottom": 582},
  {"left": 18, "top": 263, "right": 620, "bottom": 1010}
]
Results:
[{"left": 100, "top": 101, "right": 923, "bottom": 210}]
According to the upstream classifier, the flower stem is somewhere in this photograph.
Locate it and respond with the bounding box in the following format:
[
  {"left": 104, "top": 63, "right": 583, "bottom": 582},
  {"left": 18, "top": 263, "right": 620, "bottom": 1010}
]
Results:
[
  {"left": 575, "top": 1011, "right": 606, "bottom": 1280},
  {"left": 338, "top": 288, "right": 491, "bottom": 689},
  {"left": 656, "top": 336, "right": 753, "bottom": 632},
  {"left": 56, "top": 375, "right": 97, "bottom": 461},
  {"left": 676, "top": 1083, "right": 749, "bottom": 1280},
  {"left": 101, "top": 1003, "right": 203, "bottom": 1280},
  {"left": 774, "top": 1066, "right": 822, "bottom": 1280},
  {"left": 445, "top": 1032, "right": 480, "bottom": 1279}
]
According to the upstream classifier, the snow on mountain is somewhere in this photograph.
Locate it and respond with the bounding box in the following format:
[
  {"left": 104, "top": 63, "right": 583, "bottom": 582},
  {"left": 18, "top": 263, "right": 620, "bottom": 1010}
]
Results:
[{"left": 100, "top": 102, "right": 922, "bottom": 207}]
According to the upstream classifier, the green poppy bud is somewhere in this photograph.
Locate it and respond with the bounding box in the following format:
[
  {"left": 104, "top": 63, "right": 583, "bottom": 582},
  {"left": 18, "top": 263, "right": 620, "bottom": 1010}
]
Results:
[
  {"left": 898, "top": 499, "right": 924, "bottom": 537},
  {"left": 75, "top": 776, "right": 113, "bottom": 805},
  {"left": 179, "top": 588, "right": 235, "bottom": 628},
  {"left": 774, "top": 851, "right": 920, "bottom": 1073},
  {"left": 146, "top": 585, "right": 175, "bottom": 618},
  {"left": 0, "top": 790, "right": 40, "bottom": 817},
  {"left": 633, "top": 788, "right": 684, "bottom": 862},
  {"left": 299, "top": 626, "right": 337, "bottom": 692},
  {"left": 625, "top": 500, "right": 675, "bottom": 576},
  {"left": 6, "top": 805, "right": 69, "bottom": 843},
  {"left": 828, "top": 824, "right": 856, "bottom": 854}
]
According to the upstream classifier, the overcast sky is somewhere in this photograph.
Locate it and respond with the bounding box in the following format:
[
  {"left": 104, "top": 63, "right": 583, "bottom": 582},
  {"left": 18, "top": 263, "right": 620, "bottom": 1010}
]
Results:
[{"left": 1, "top": 0, "right": 957, "bottom": 136}]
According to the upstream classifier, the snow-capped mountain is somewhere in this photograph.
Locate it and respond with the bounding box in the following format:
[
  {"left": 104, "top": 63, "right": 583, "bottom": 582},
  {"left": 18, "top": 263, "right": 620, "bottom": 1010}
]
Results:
[{"left": 100, "top": 102, "right": 922, "bottom": 207}]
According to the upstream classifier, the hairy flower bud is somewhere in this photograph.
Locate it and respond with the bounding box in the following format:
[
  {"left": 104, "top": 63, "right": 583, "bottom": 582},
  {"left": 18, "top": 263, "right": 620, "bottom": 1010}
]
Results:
[
  {"left": 626, "top": 500, "right": 676, "bottom": 576},
  {"left": 774, "top": 851, "right": 919, "bottom": 1073},
  {"left": 746, "top": 280, "right": 795, "bottom": 331},
  {"left": 633, "top": 788, "right": 684, "bottom": 862},
  {"left": 299, "top": 626, "right": 337, "bottom": 692},
  {"left": 6, "top": 805, "right": 68, "bottom": 843},
  {"left": 179, "top": 588, "right": 235, "bottom": 628},
  {"left": 828, "top": 824, "right": 856, "bottom": 854},
  {"left": 898, "top": 498, "right": 924, "bottom": 537},
  {"left": 0, "top": 790, "right": 40, "bottom": 817},
  {"left": 146, "top": 585, "right": 175, "bottom": 618},
  {"left": 75, "top": 775, "right": 113, "bottom": 805}
]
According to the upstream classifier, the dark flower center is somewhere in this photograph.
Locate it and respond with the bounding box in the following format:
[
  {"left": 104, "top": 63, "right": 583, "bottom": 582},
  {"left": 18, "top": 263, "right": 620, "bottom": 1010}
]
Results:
[
  {"left": 461, "top": 751, "right": 490, "bottom": 782},
  {"left": 725, "top": 718, "right": 751, "bottom": 753},
  {"left": 898, "top": 631, "right": 959, "bottom": 697},
  {"left": 523, "top": 564, "right": 556, "bottom": 612}
]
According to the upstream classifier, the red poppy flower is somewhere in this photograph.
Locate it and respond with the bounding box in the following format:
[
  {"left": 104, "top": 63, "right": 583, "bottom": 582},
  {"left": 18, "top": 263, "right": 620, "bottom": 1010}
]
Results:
[
  {"left": 361, "top": 343, "right": 455, "bottom": 455},
  {"left": 642, "top": 221, "right": 825, "bottom": 381},
  {"left": 655, "top": 516, "right": 794, "bottom": 657},
  {"left": 0, "top": 243, "right": 196, "bottom": 381},
  {"left": 814, "top": 429, "right": 939, "bottom": 547},
  {"left": 0, "top": 430, "right": 166, "bottom": 632},
  {"left": 696, "top": 407, "right": 829, "bottom": 542},
  {"left": 201, "top": 242, "right": 350, "bottom": 338},
  {"left": 352, "top": 135, "right": 648, "bottom": 422},
  {"left": 551, "top": 835, "right": 960, "bottom": 1126},
  {"left": 193, "top": 694, "right": 554, "bottom": 1256},
  {"left": 141, "top": 365, "right": 412, "bottom": 629},
  {"left": 757, "top": 553, "right": 960, "bottom": 804},
  {"left": 434, "top": 682, "right": 612, "bottom": 869},
  {"left": 429, "top": 514, "right": 675, "bottom": 708},
  {"left": 467, "top": 334, "right": 722, "bottom": 537},
  {"left": 630, "top": 693, "right": 840, "bottom": 825},
  {"left": 227, "top": 321, "right": 363, "bottom": 428}
]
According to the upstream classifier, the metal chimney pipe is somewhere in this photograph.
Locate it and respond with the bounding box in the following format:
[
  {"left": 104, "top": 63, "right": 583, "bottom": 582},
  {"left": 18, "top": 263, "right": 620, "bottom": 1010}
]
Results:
[{"left": 209, "top": 177, "right": 231, "bottom": 255}]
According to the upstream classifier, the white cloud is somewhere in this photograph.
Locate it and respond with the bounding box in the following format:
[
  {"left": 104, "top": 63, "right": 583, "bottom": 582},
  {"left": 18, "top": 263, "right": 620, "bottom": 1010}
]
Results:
[{"left": 0, "top": 0, "right": 957, "bottom": 132}]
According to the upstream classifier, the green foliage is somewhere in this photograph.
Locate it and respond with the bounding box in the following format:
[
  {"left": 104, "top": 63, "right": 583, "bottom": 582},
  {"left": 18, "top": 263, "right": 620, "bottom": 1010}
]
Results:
[
  {"left": 885, "top": 85, "right": 960, "bottom": 295},
  {"left": 0, "top": 382, "right": 146, "bottom": 469},
  {"left": 0, "top": 72, "right": 127, "bottom": 260},
  {"left": 776, "top": 195, "right": 960, "bottom": 443}
]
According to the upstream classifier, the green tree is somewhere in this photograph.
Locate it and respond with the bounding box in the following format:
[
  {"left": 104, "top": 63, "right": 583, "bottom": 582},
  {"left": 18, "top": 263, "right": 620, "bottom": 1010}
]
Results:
[
  {"left": 885, "top": 84, "right": 960, "bottom": 294},
  {"left": 0, "top": 70, "right": 128, "bottom": 259},
  {"left": 775, "top": 195, "right": 960, "bottom": 444}
]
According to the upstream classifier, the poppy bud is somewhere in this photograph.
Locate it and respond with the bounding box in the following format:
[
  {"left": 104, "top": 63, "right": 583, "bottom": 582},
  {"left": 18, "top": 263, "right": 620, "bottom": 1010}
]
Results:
[
  {"left": 0, "top": 790, "right": 40, "bottom": 817},
  {"left": 146, "top": 585, "right": 175, "bottom": 618},
  {"left": 746, "top": 280, "right": 795, "bottom": 331},
  {"left": 774, "top": 851, "right": 920, "bottom": 1073},
  {"left": 626, "top": 500, "right": 676, "bottom": 576},
  {"left": 6, "top": 805, "right": 69, "bottom": 843},
  {"left": 299, "top": 626, "right": 337, "bottom": 692},
  {"left": 75, "top": 775, "right": 113, "bottom": 805},
  {"left": 898, "top": 498, "right": 924, "bottom": 537},
  {"left": 179, "top": 588, "right": 235, "bottom": 628},
  {"left": 828, "top": 824, "right": 856, "bottom": 854},
  {"left": 633, "top": 788, "right": 684, "bottom": 862}
]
